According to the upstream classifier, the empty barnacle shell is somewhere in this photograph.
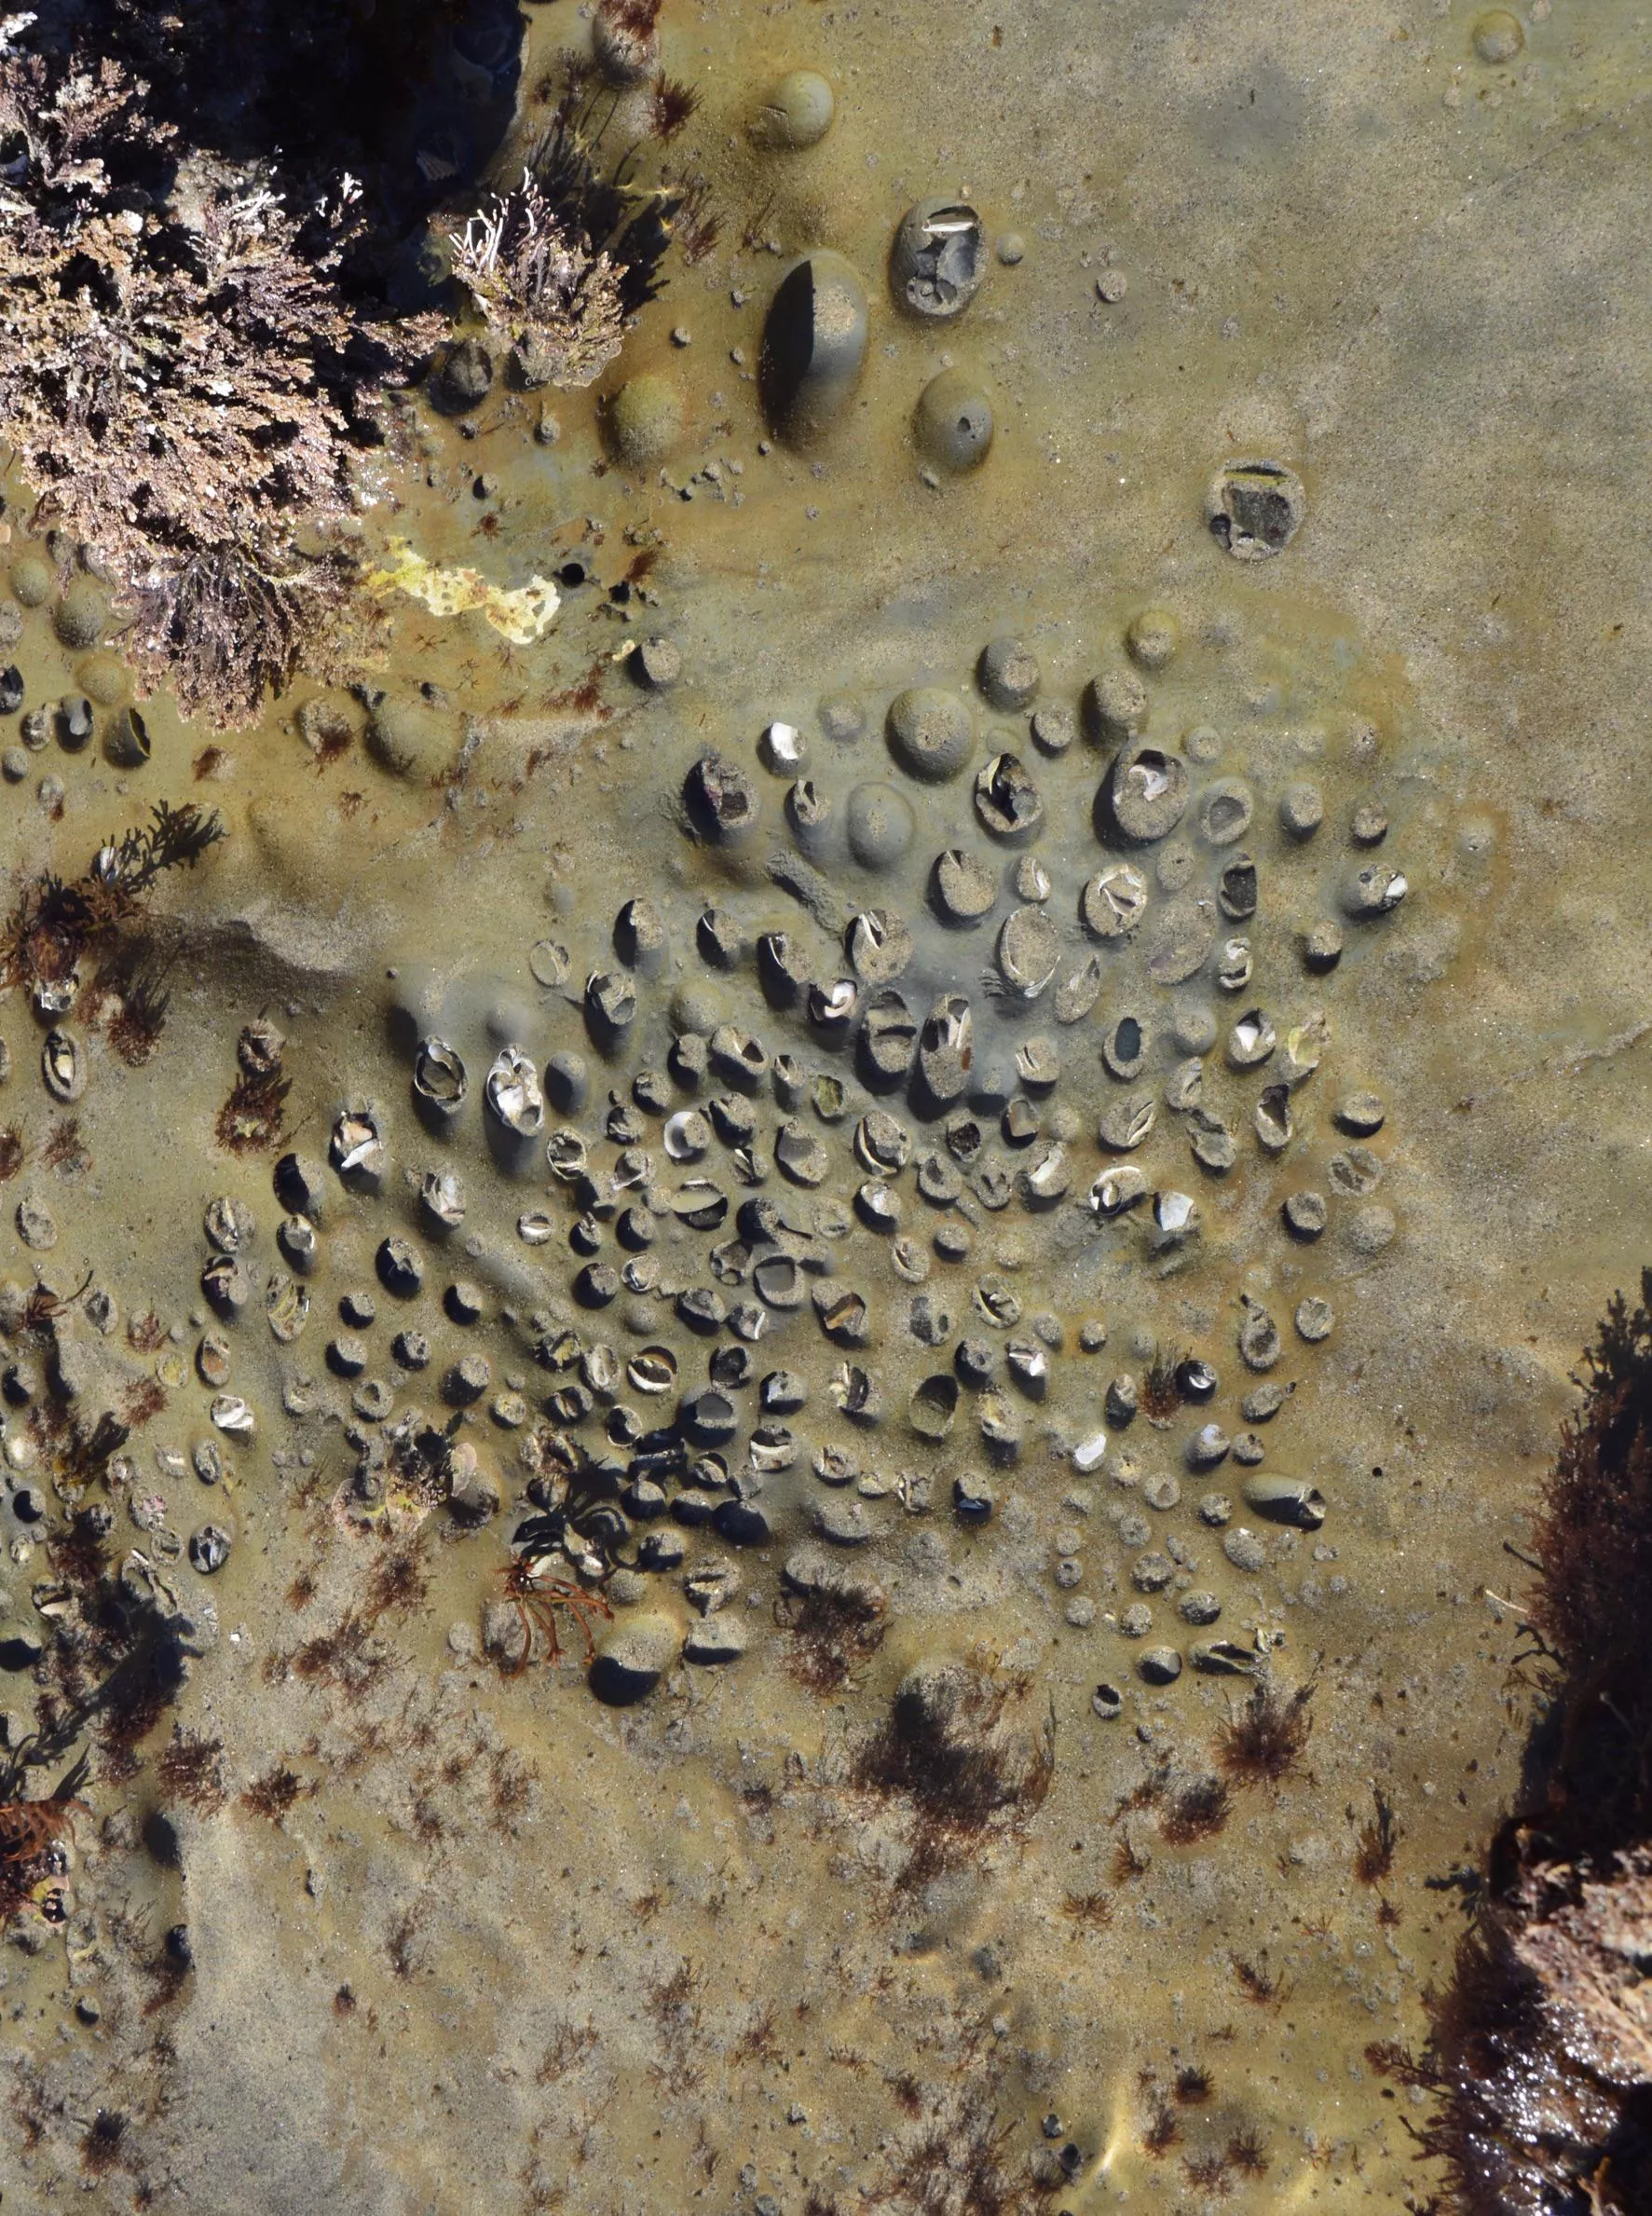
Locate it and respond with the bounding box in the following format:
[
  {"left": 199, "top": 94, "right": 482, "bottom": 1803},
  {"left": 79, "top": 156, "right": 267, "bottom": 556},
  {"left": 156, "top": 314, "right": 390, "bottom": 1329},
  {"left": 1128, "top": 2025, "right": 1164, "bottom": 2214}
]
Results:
[
  {"left": 1098, "top": 1091, "right": 1155, "bottom": 1152},
  {"left": 1054, "top": 954, "right": 1104, "bottom": 1025},
  {"left": 1215, "top": 937, "right": 1253, "bottom": 992},
  {"left": 974, "top": 751, "right": 1044, "bottom": 840},
  {"left": 265, "top": 1272, "right": 309, "bottom": 1345},
  {"left": 775, "top": 1122, "right": 830, "bottom": 1187},
  {"left": 1198, "top": 778, "right": 1254, "bottom": 848},
  {"left": 855, "top": 1178, "right": 901, "bottom": 1230},
  {"left": 854, "top": 1108, "right": 911, "bottom": 1175},
  {"left": 1241, "top": 1472, "right": 1326, "bottom": 1528},
  {"left": 412, "top": 1036, "right": 467, "bottom": 1115},
  {"left": 1018, "top": 1143, "right": 1071, "bottom": 1208},
  {"left": 686, "top": 751, "right": 760, "bottom": 841},
  {"left": 1081, "top": 863, "right": 1147, "bottom": 939},
  {"left": 973, "top": 1275, "right": 1021, "bottom": 1328},
  {"left": 210, "top": 1393, "right": 256, "bottom": 1437},
  {"left": 330, "top": 1109, "right": 386, "bottom": 1184},
  {"left": 528, "top": 937, "right": 571, "bottom": 988},
  {"left": 1186, "top": 1106, "right": 1237, "bottom": 1173},
  {"left": 201, "top": 1253, "right": 253, "bottom": 1315},
  {"left": 546, "top": 1129, "right": 588, "bottom": 1181},
  {"left": 759, "top": 1367, "right": 808, "bottom": 1414},
  {"left": 536, "top": 1326, "right": 582, "bottom": 1372},
  {"left": 813, "top": 1283, "right": 870, "bottom": 1343},
  {"left": 585, "top": 970, "right": 636, "bottom": 1035},
  {"left": 1107, "top": 742, "right": 1190, "bottom": 842},
  {"left": 1227, "top": 1007, "right": 1277, "bottom": 1068},
  {"left": 1191, "top": 1638, "right": 1256, "bottom": 1676},
  {"left": 662, "top": 1109, "right": 712, "bottom": 1163},
  {"left": 1342, "top": 864, "right": 1408, "bottom": 920},
  {"left": 832, "top": 1363, "right": 883, "bottom": 1421},
  {"left": 809, "top": 977, "right": 859, "bottom": 1028},
  {"left": 1101, "top": 1013, "right": 1149, "bottom": 1081},
  {"left": 677, "top": 1285, "right": 728, "bottom": 1333},
  {"left": 749, "top": 1424, "right": 799, "bottom": 1473},
  {"left": 1279, "top": 1010, "right": 1331, "bottom": 1087},
  {"left": 203, "top": 1195, "right": 254, "bottom": 1253},
  {"left": 995, "top": 905, "right": 1059, "bottom": 997},
  {"left": 420, "top": 1170, "right": 466, "bottom": 1230},
  {"left": 623, "top": 1347, "right": 678, "bottom": 1404},
  {"left": 710, "top": 1024, "right": 771, "bottom": 1086},
  {"left": 484, "top": 1049, "right": 544, "bottom": 1136},
  {"left": 754, "top": 1253, "right": 806, "bottom": 1309},
  {"left": 517, "top": 1211, "right": 554, "bottom": 1245},
  {"left": 1003, "top": 1096, "right": 1040, "bottom": 1143},
  {"left": 41, "top": 1028, "right": 85, "bottom": 1103},
  {"left": 1254, "top": 1084, "right": 1293, "bottom": 1152},
  {"left": 1089, "top": 1164, "right": 1148, "bottom": 1217},
  {"left": 1217, "top": 853, "right": 1259, "bottom": 919},
  {"left": 909, "top": 1372, "right": 960, "bottom": 1440},
  {"left": 581, "top": 1343, "right": 622, "bottom": 1397},
  {"left": 846, "top": 907, "right": 913, "bottom": 985},
  {"left": 199, "top": 1332, "right": 232, "bottom": 1388}
]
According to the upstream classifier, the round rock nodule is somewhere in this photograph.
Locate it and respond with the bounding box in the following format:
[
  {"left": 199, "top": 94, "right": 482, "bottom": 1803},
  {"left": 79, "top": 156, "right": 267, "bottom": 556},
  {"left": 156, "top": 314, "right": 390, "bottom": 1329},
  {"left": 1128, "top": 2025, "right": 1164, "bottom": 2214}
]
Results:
[
  {"left": 760, "top": 251, "right": 869, "bottom": 445},
  {"left": 606, "top": 374, "right": 684, "bottom": 468},
  {"left": 751, "top": 68, "right": 835, "bottom": 150},
  {"left": 914, "top": 369, "right": 994, "bottom": 473},
  {"left": 589, "top": 1614, "right": 681, "bottom": 1703},
  {"left": 845, "top": 781, "right": 915, "bottom": 869},
  {"left": 977, "top": 636, "right": 1039, "bottom": 712},
  {"left": 886, "top": 687, "right": 976, "bottom": 782}
]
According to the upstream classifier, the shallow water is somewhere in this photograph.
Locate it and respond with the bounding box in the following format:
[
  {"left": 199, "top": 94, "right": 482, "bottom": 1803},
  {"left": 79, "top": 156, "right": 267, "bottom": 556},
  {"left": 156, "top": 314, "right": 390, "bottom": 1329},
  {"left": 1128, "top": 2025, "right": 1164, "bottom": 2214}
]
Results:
[{"left": 2, "top": 2, "right": 1650, "bottom": 2210}]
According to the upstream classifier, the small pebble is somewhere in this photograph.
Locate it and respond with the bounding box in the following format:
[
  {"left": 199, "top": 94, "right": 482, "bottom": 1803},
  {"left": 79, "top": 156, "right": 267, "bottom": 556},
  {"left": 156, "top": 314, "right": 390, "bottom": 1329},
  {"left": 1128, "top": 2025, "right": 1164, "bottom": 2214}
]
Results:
[{"left": 1223, "top": 1526, "right": 1266, "bottom": 1572}]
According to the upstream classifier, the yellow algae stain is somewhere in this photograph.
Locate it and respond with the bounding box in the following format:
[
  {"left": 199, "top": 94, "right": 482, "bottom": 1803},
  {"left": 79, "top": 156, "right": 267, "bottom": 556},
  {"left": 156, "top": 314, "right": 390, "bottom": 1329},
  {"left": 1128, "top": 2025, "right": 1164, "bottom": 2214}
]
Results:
[{"left": 367, "top": 537, "right": 559, "bottom": 645}]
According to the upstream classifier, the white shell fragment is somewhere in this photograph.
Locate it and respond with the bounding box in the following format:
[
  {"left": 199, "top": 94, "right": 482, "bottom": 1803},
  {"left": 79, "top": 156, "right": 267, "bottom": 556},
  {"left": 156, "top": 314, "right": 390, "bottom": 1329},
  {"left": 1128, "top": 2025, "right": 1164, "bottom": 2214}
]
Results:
[
  {"left": 330, "top": 1111, "right": 385, "bottom": 1182},
  {"left": 759, "top": 720, "right": 805, "bottom": 771},
  {"left": 1154, "top": 1189, "right": 1198, "bottom": 1238},
  {"left": 210, "top": 1394, "right": 256, "bottom": 1437},
  {"left": 485, "top": 1047, "right": 545, "bottom": 1136}
]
